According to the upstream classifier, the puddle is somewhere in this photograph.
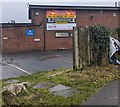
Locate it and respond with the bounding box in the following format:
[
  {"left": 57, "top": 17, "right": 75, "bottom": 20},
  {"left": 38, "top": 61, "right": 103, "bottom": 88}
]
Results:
[
  {"left": 33, "top": 82, "right": 55, "bottom": 89},
  {"left": 39, "top": 55, "right": 61, "bottom": 61}
]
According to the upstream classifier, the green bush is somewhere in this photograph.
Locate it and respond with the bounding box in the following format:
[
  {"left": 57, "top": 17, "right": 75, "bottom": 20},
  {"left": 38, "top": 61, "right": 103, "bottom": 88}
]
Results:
[
  {"left": 115, "top": 27, "right": 120, "bottom": 40},
  {"left": 89, "top": 24, "right": 110, "bottom": 65}
]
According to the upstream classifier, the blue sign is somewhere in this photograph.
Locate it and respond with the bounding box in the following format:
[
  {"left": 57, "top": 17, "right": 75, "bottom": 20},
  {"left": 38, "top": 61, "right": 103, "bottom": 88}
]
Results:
[{"left": 26, "top": 29, "right": 35, "bottom": 36}]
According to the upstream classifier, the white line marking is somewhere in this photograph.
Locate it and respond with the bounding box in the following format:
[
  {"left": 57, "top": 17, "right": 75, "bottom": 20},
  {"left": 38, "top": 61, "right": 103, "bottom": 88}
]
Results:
[{"left": 4, "top": 62, "right": 31, "bottom": 75}]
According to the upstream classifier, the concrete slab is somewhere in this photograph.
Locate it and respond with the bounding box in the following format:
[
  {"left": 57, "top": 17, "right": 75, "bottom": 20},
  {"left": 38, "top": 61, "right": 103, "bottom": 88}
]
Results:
[
  {"left": 53, "top": 88, "right": 79, "bottom": 98},
  {"left": 33, "top": 82, "right": 55, "bottom": 89},
  {"left": 4, "top": 79, "right": 20, "bottom": 84},
  {"left": 49, "top": 84, "right": 71, "bottom": 92}
]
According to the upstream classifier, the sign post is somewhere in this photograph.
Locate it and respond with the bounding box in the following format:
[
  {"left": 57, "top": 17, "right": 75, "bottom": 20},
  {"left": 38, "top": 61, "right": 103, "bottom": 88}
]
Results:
[{"left": 73, "top": 27, "right": 79, "bottom": 70}]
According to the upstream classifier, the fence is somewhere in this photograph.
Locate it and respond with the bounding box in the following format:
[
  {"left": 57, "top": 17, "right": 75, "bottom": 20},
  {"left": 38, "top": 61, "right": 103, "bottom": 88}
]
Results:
[{"left": 73, "top": 27, "right": 109, "bottom": 71}]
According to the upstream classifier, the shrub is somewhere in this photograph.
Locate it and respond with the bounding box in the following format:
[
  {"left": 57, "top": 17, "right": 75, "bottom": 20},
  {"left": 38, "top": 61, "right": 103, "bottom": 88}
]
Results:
[
  {"left": 89, "top": 24, "right": 110, "bottom": 65},
  {"left": 115, "top": 27, "right": 120, "bottom": 40}
]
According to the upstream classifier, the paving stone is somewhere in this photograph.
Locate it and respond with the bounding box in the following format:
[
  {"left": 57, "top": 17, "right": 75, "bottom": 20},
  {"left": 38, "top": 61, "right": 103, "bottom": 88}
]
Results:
[
  {"left": 33, "top": 82, "right": 55, "bottom": 89},
  {"left": 49, "top": 84, "right": 71, "bottom": 92},
  {"left": 52, "top": 88, "right": 79, "bottom": 98},
  {"left": 4, "top": 79, "right": 20, "bottom": 84}
]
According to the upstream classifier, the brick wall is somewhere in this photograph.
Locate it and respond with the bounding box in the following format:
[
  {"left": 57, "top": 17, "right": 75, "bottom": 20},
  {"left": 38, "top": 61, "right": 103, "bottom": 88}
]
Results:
[
  {"left": 33, "top": 9, "right": 118, "bottom": 51},
  {"left": 33, "top": 9, "right": 73, "bottom": 50},
  {"left": 2, "top": 26, "right": 44, "bottom": 53},
  {"left": 45, "top": 30, "right": 73, "bottom": 50},
  {"left": 76, "top": 10, "right": 118, "bottom": 28},
  {"left": 2, "top": 9, "right": 118, "bottom": 53}
]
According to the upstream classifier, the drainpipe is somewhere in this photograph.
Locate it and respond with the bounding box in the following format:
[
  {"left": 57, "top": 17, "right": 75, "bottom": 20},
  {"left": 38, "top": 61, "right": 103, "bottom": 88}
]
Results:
[
  {"left": 43, "top": 9, "right": 46, "bottom": 51},
  {"left": 115, "top": 2, "right": 117, "bottom": 7}
]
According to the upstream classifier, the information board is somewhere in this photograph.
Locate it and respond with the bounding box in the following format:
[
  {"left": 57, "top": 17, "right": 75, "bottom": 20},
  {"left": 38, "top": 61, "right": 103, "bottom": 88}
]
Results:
[{"left": 46, "top": 10, "right": 76, "bottom": 30}]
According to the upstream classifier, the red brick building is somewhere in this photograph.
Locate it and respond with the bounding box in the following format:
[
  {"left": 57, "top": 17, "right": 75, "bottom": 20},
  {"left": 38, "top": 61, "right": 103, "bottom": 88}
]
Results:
[{"left": 1, "top": 5, "right": 119, "bottom": 53}]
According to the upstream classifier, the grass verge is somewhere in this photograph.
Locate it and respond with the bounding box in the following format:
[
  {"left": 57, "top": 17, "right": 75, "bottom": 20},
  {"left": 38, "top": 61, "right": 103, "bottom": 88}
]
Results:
[{"left": 1, "top": 65, "right": 119, "bottom": 106}]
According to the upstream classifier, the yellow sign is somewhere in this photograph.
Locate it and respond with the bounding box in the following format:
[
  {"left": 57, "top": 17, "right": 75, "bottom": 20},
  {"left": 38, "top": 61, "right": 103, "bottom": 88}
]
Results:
[
  {"left": 56, "top": 22, "right": 68, "bottom": 24},
  {"left": 46, "top": 10, "right": 76, "bottom": 18}
]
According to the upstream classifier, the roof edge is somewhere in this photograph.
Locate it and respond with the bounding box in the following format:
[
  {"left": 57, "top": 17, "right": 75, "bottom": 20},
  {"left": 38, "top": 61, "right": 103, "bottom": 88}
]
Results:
[{"left": 29, "top": 5, "right": 118, "bottom": 10}]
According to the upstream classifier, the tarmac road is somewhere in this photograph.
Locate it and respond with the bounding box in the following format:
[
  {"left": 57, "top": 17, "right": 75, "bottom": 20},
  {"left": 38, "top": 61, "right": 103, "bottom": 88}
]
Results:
[{"left": 1, "top": 50, "right": 73, "bottom": 79}]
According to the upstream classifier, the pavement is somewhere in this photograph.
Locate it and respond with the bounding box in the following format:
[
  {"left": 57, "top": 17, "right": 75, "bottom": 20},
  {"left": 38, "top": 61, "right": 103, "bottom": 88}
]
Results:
[
  {"left": 1, "top": 50, "right": 73, "bottom": 79},
  {"left": 84, "top": 80, "right": 119, "bottom": 106}
]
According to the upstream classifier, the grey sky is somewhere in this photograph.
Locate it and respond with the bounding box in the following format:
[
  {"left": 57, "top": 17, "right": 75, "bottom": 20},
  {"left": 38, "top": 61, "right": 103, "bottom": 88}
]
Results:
[
  {"left": 1, "top": 2, "right": 30, "bottom": 23},
  {"left": 1, "top": 1, "right": 120, "bottom": 23}
]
